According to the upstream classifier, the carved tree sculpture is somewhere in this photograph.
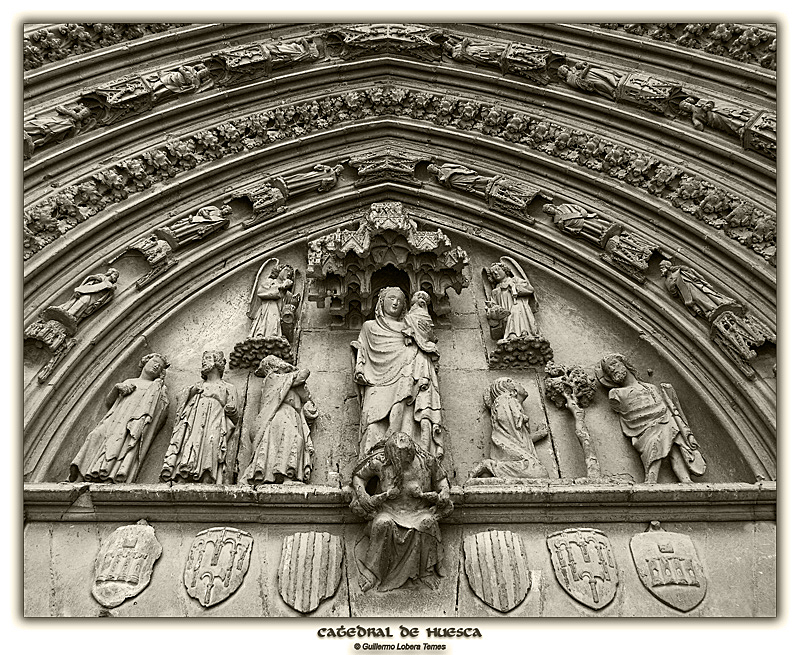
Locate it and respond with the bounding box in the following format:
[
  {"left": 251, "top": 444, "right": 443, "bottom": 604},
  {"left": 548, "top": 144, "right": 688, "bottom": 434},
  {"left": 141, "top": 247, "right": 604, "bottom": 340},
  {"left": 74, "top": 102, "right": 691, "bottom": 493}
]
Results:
[
  {"left": 230, "top": 258, "right": 301, "bottom": 368},
  {"left": 469, "top": 377, "right": 550, "bottom": 481},
  {"left": 307, "top": 201, "right": 470, "bottom": 327},
  {"left": 482, "top": 256, "right": 552, "bottom": 368},
  {"left": 349, "top": 431, "right": 453, "bottom": 592},
  {"left": 543, "top": 362, "right": 601, "bottom": 479}
]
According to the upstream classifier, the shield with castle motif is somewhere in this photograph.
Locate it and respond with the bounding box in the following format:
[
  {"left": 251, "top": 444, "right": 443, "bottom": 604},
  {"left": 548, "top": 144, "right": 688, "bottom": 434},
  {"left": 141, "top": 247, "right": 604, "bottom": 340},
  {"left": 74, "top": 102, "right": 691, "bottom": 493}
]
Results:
[
  {"left": 463, "top": 530, "right": 531, "bottom": 612},
  {"left": 92, "top": 519, "right": 162, "bottom": 608},
  {"left": 546, "top": 528, "right": 618, "bottom": 610},
  {"left": 183, "top": 527, "right": 254, "bottom": 608},
  {"left": 278, "top": 531, "right": 344, "bottom": 613},
  {"left": 630, "top": 523, "right": 707, "bottom": 612}
]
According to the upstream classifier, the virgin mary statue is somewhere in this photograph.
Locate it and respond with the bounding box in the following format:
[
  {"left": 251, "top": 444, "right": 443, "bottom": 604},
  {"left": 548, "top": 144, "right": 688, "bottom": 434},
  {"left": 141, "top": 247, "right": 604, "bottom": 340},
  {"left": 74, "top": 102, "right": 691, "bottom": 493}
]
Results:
[{"left": 351, "top": 287, "right": 443, "bottom": 458}]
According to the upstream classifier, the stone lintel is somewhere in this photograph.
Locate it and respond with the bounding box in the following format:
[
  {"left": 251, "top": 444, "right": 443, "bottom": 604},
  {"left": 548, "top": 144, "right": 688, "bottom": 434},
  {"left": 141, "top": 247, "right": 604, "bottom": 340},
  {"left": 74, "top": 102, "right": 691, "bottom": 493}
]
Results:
[{"left": 23, "top": 481, "right": 776, "bottom": 524}]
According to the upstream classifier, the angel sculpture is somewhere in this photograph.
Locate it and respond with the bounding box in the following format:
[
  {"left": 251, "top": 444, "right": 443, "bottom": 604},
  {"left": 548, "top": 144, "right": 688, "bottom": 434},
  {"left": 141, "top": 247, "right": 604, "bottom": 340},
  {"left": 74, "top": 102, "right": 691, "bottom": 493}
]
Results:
[
  {"left": 229, "top": 258, "right": 301, "bottom": 369},
  {"left": 482, "top": 256, "right": 553, "bottom": 368}
]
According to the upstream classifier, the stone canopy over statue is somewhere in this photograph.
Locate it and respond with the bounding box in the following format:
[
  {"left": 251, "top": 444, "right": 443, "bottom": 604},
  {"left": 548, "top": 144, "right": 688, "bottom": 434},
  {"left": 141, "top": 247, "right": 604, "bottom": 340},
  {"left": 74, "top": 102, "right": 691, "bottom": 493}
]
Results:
[{"left": 352, "top": 286, "right": 443, "bottom": 459}]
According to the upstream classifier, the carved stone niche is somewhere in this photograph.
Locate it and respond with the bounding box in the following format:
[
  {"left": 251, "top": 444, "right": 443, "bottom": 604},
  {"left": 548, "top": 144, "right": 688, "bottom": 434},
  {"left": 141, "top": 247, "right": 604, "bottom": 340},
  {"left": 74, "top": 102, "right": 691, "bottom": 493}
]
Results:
[
  {"left": 324, "top": 24, "right": 446, "bottom": 61},
  {"left": 306, "top": 201, "right": 470, "bottom": 328}
]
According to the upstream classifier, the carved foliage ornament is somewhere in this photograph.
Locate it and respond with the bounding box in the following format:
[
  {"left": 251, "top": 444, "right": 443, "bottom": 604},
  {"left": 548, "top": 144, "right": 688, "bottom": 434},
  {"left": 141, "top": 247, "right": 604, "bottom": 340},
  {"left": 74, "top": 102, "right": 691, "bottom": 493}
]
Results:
[
  {"left": 24, "top": 85, "right": 776, "bottom": 265},
  {"left": 92, "top": 520, "right": 162, "bottom": 609},
  {"left": 547, "top": 528, "right": 618, "bottom": 610},
  {"left": 629, "top": 522, "right": 707, "bottom": 612},
  {"left": 463, "top": 530, "right": 531, "bottom": 612},
  {"left": 184, "top": 527, "right": 254, "bottom": 608},
  {"left": 279, "top": 532, "right": 343, "bottom": 613}
]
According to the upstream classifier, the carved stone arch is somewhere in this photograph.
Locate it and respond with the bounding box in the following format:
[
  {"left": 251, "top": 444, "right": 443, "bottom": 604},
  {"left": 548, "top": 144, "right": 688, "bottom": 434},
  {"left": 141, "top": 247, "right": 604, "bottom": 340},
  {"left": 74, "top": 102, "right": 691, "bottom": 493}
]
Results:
[{"left": 23, "top": 22, "right": 775, "bottom": 617}]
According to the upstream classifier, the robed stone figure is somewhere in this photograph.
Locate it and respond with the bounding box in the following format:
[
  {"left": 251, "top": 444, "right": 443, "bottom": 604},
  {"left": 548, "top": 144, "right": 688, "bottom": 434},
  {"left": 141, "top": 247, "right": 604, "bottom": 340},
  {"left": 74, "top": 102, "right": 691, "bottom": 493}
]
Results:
[
  {"left": 352, "top": 286, "right": 443, "bottom": 458},
  {"left": 70, "top": 353, "right": 170, "bottom": 483},
  {"left": 350, "top": 431, "right": 453, "bottom": 592},
  {"left": 161, "top": 350, "right": 239, "bottom": 484}
]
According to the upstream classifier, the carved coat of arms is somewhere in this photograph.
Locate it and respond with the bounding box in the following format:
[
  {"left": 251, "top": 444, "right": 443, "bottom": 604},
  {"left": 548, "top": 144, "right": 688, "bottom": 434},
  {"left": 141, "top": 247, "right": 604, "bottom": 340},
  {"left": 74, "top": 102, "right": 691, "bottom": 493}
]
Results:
[
  {"left": 92, "top": 519, "right": 162, "bottom": 608},
  {"left": 546, "top": 528, "right": 618, "bottom": 610},
  {"left": 463, "top": 530, "right": 531, "bottom": 612},
  {"left": 629, "top": 522, "right": 707, "bottom": 612},
  {"left": 183, "top": 527, "right": 254, "bottom": 608},
  {"left": 278, "top": 532, "right": 344, "bottom": 613}
]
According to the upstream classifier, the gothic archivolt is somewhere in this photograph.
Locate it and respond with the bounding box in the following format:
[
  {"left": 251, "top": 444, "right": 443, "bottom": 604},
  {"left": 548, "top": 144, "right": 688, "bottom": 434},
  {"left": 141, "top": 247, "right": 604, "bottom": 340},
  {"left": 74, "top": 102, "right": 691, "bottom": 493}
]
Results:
[{"left": 23, "top": 22, "right": 776, "bottom": 617}]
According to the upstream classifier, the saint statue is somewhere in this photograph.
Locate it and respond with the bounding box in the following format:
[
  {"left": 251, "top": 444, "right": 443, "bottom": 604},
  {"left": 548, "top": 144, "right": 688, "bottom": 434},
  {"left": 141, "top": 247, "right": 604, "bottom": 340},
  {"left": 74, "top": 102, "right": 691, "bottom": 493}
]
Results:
[
  {"left": 160, "top": 350, "right": 240, "bottom": 484},
  {"left": 248, "top": 263, "right": 297, "bottom": 340},
  {"left": 485, "top": 260, "right": 538, "bottom": 341},
  {"left": 240, "top": 355, "right": 317, "bottom": 485},
  {"left": 350, "top": 431, "right": 453, "bottom": 592},
  {"left": 469, "top": 377, "right": 549, "bottom": 480},
  {"left": 70, "top": 353, "right": 170, "bottom": 483},
  {"left": 42, "top": 268, "right": 120, "bottom": 334},
  {"left": 596, "top": 353, "right": 706, "bottom": 483},
  {"left": 352, "top": 287, "right": 443, "bottom": 458},
  {"left": 660, "top": 259, "right": 742, "bottom": 321}
]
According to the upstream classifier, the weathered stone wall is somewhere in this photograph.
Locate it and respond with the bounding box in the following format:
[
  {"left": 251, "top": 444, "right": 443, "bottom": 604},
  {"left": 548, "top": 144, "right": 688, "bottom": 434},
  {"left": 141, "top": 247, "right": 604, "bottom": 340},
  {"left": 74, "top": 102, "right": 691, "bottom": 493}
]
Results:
[{"left": 23, "top": 516, "right": 775, "bottom": 617}]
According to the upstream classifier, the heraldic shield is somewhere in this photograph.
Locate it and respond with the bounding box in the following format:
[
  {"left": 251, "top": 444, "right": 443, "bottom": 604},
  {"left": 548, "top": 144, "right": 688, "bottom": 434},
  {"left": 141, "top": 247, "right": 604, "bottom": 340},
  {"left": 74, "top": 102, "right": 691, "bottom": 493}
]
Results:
[
  {"left": 546, "top": 528, "right": 618, "bottom": 610},
  {"left": 463, "top": 530, "right": 531, "bottom": 612},
  {"left": 183, "top": 527, "right": 254, "bottom": 608},
  {"left": 279, "top": 531, "right": 344, "bottom": 613},
  {"left": 630, "top": 522, "right": 707, "bottom": 612},
  {"left": 92, "top": 519, "right": 162, "bottom": 608}
]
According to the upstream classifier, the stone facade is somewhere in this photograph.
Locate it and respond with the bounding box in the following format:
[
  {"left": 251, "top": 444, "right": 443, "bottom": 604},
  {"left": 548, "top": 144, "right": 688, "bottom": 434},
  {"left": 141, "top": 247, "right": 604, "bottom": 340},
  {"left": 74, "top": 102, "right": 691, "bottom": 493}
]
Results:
[{"left": 23, "top": 22, "right": 776, "bottom": 618}]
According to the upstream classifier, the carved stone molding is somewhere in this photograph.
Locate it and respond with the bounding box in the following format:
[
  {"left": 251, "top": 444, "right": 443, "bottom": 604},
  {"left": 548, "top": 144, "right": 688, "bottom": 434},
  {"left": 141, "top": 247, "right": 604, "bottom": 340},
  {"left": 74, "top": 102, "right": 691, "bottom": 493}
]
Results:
[
  {"left": 23, "top": 23, "right": 189, "bottom": 71},
  {"left": 24, "top": 84, "right": 775, "bottom": 265},
  {"left": 324, "top": 24, "right": 445, "bottom": 61},
  {"left": 593, "top": 23, "right": 777, "bottom": 71},
  {"left": 306, "top": 201, "right": 470, "bottom": 326}
]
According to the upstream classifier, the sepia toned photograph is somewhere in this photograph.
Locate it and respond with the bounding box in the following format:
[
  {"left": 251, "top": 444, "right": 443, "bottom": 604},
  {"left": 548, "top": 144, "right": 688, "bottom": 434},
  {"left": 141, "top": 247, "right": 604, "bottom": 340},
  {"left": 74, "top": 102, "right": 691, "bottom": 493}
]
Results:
[{"left": 22, "top": 19, "right": 776, "bottom": 620}]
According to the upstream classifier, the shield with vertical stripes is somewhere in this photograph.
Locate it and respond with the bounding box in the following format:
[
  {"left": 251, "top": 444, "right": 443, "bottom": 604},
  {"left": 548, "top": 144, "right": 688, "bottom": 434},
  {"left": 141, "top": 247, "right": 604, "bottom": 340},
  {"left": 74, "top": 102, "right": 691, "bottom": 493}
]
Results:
[
  {"left": 462, "top": 530, "right": 531, "bottom": 612},
  {"left": 278, "top": 531, "right": 344, "bottom": 613}
]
